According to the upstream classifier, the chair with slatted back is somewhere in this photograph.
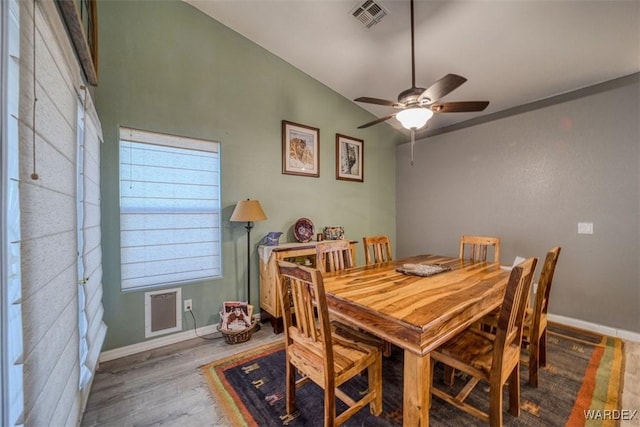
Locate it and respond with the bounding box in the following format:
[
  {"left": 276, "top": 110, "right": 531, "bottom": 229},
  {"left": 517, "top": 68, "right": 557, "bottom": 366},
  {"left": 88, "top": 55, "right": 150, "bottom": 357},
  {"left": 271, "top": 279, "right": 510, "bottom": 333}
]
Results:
[
  {"left": 316, "top": 240, "right": 389, "bottom": 354},
  {"left": 524, "top": 246, "right": 561, "bottom": 387},
  {"left": 459, "top": 235, "right": 501, "bottom": 264},
  {"left": 316, "top": 240, "right": 354, "bottom": 273},
  {"left": 361, "top": 235, "right": 395, "bottom": 356},
  {"left": 479, "top": 246, "right": 561, "bottom": 387},
  {"left": 362, "top": 235, "right": 393, "bottom": 265},
  {"left": 430, "top": 257, "right": 537, "bottom": 427},
  {"left": 276, "top": 260, "right": 382, "bottom": 426}
]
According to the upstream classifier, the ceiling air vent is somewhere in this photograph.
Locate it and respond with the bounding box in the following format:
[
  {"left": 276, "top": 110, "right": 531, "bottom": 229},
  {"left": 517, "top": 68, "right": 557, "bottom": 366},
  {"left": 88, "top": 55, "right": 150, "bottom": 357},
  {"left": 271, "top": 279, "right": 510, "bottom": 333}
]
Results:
[{"left": 350, "top": 0, "right": 388, "bottom": 29}]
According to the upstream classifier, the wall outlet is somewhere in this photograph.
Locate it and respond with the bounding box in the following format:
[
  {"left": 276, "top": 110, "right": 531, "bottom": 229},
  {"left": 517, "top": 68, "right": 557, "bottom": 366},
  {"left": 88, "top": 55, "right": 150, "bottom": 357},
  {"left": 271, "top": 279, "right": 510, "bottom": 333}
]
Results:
[
  {"left": 578, "top": 222, "right": 594, "bottom": 235},
  {"left": 184, "top": 299, "right": 193, "bottom": 312}
]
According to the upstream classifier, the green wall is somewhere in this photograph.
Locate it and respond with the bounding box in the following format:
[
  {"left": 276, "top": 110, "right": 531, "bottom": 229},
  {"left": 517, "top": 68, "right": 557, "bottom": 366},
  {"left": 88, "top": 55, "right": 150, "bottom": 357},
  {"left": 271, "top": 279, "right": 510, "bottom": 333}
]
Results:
[{"left": 96, "top": 0, "right": 404, "bottom": 350}]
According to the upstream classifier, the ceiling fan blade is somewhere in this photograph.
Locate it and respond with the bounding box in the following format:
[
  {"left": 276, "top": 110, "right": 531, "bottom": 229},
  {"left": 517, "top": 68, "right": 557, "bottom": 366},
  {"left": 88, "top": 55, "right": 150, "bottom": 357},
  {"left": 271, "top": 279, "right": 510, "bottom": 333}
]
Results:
[
  {"left": 354, "top": 97, "right": 398, "bottom": 107},
  {"left": 430, "top": 101, "right": 489, "bottom": 113},
  {"left": 418, "top": 74, "right": 468, "bottom": 103},
  {"left": 358, "top": 114, "right": 396, "bottom": 129}
]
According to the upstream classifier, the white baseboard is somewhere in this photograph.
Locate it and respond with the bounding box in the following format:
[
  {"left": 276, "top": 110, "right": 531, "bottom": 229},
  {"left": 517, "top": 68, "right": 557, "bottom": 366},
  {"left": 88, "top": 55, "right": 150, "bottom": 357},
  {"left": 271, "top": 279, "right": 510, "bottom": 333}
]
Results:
[
  {"left": 99, "top": 314, "right": 262, "bottom": 363},
  {"left": 549, "top": 313, "right": 640, "bottom": 342},
  {"left": 99, "top": 323, "right": 221, "bottom": 362}
]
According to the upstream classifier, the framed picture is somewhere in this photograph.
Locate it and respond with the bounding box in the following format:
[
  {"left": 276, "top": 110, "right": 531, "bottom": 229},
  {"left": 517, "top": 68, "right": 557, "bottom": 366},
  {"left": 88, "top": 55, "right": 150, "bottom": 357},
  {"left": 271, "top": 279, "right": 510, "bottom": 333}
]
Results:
[
  {"left": 282, "top": 120, "right": 320, "bottom": 177},
  {"left": 336, "top": 134, "right": 364, "bottom": 182}
]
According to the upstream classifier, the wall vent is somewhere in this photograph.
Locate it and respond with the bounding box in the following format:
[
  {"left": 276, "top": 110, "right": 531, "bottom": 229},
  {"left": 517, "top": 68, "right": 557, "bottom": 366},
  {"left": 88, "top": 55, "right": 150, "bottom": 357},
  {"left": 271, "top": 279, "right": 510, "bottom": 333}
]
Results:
[
  {"left": 145, "top": 288, "right": 182, "bottom": 338},
  {"left": 350, "top": 0, "right": 388, "bottom": 29}
]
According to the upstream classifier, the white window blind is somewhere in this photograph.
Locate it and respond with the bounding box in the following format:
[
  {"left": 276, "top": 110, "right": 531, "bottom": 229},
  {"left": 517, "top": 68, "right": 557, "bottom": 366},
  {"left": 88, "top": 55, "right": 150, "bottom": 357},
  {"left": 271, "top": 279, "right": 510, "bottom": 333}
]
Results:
[
  {"left": 76, "top": 96, "right": 91, "bottom": 389},
  {"left": 119, "top": 127, "right": 221, "bottom": 290},
  {"left": 2, "top": 0, "right": 24, "bottom": 424}
]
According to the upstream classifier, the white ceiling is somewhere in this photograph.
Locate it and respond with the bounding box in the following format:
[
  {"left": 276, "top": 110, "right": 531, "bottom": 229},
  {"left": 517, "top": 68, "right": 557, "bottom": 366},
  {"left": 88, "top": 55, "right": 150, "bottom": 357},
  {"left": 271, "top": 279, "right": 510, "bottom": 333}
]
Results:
[{"left": 185, "top": 0, "right": 640, "bottom": 134}]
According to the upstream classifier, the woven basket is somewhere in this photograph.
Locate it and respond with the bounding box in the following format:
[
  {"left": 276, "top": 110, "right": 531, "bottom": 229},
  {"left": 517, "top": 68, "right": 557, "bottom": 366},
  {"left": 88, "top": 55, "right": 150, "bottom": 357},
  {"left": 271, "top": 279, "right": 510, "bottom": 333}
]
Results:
[{"left": 217, "top": 321, "right": 258, "bottom": 344}]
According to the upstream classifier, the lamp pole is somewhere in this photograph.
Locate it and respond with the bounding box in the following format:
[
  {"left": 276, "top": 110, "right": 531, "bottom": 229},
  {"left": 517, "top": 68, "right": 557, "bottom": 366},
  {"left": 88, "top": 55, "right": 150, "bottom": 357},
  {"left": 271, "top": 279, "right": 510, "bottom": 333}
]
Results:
[
  {"left": 229, "top": 199, "right": 267, "bottom": 305},
  {"left": 244, "top": 221, "right": 253, "bottom": 303}
]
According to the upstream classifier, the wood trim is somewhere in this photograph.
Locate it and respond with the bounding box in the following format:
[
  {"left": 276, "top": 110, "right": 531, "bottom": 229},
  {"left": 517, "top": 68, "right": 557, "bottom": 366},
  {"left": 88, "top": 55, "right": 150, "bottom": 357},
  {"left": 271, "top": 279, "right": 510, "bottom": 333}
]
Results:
[{"left": 56, "top": 0, "right": 98, "bottom": 85}]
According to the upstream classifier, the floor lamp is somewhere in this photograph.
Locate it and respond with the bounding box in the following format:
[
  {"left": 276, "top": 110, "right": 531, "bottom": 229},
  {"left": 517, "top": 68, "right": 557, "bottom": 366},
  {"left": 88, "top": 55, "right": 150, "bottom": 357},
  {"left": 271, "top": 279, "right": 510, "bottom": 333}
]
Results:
[{"left": 230, "top": 199, "right": 267, "bottom": 305}]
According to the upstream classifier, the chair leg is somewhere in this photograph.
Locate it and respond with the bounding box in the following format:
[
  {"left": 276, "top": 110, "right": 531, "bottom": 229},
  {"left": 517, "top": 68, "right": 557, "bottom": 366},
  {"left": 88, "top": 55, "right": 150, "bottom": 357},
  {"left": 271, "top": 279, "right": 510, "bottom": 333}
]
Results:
[
  {"left": 369, "top": 355, "right": 383, "bottom": 415},
  {"left": 443, "top": 365, "right": 455, "bottom": 386},
  {"left": 529, "top": 337, "right": 540, "bottom": 388},
  {"left": 508, "top": 364, "right": 520, "bottom": 417},
  {"left": 539, "top": 329, "right": 547, "bottom": 366},
  {"left": 489, "top": 380, "right": 504, "bottom": 427},
  {"left": 529, "top": 328, "right": 547, "bottom": 388},
  {"left": 383, "top": 341, "right": 392, "bottom": 357},
  {"left": 285, "top": 361, "right": 297, "bottom": 415},
  {"left": 323, "top": 387, "right": 335, "bottom": 427}
]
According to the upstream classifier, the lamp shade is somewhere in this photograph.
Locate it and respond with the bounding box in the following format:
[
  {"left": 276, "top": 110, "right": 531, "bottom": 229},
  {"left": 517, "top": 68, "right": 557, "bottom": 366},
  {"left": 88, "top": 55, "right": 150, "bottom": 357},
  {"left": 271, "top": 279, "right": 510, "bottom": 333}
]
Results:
[
  {"left": 230, "top": 199, "right": 267, "bottom": 222},
  {"left": 396, "top": 107, "right": 434, "bottom": 130}
]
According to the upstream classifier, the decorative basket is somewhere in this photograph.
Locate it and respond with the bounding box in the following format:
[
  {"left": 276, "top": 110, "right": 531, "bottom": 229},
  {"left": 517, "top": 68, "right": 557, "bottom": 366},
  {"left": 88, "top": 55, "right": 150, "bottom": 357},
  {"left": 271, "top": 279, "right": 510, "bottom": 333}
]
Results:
[{"left": 217, "top": 321, "right": 258, "bottom": 344}]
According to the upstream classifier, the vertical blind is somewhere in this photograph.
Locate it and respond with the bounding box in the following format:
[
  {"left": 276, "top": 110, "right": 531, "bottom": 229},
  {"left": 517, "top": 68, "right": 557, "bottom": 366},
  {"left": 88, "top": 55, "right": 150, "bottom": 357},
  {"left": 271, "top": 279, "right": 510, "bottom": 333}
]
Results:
[
  {"left": 119, "top": 128, "right": 221, "bottom": 290},
  {"left": 75, "top": 96, "right": 91, "bottom": 389},
  {"left": 2, "top": 0, "right": 24, "bottom": 424}
]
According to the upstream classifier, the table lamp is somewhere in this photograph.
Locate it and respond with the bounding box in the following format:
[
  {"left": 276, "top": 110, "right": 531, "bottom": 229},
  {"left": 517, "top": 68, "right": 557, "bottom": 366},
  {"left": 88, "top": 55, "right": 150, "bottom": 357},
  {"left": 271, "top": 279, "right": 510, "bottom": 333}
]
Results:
[{"left": 230, "top": 199, "right": 267, "bottom": 304}]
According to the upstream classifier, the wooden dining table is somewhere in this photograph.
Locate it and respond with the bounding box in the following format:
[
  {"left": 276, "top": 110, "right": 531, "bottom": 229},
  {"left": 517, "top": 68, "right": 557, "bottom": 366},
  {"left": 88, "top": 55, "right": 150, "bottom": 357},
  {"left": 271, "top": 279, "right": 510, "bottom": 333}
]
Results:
[{"left": 322, "top": 254, "right": 510, "bottom": 427}]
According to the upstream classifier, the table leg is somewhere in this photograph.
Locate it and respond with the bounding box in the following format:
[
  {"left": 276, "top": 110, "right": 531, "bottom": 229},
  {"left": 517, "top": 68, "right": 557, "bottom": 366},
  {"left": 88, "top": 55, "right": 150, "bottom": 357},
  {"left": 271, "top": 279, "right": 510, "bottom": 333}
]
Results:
[
  {"left": 403, "top": 351, "right": 430, "bottom": 426},
  {"left": 260, "top": 310, "right": 284, "bottom": 334}
]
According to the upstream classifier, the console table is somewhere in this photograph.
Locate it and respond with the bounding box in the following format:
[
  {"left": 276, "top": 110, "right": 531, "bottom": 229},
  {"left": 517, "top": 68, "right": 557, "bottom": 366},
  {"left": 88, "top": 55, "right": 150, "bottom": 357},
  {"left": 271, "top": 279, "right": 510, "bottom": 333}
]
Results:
[{"left": 258, "top": 241, "right": 357, "bottom": 333}]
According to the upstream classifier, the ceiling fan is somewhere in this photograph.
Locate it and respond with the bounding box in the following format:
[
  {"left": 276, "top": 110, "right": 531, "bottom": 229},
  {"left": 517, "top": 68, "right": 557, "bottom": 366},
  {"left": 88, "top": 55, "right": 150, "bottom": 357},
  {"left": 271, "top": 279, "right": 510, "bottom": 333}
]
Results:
[{"left": 354, "top": 0, "right": 490, "bottom": 162}]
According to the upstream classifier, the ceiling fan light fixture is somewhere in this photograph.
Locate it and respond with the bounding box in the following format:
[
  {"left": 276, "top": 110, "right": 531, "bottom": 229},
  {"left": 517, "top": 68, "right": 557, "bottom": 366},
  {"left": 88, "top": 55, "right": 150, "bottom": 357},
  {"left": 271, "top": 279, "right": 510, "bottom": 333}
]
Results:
[
  {"left": 353, "top": 0, "right": 488, "bottom": 131},
  {"left": 396, "top": 107, "right": 433, "bottom": 130}
]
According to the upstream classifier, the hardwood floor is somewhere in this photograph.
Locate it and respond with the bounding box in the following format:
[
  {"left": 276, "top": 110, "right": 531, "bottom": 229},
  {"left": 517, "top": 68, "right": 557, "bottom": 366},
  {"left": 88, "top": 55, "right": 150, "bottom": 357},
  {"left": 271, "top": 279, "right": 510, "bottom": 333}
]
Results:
[
  {"left": 621, "top": 340, "right": 640, "bottom": 427},
  {"left": 81, "top": 327, "right": 640, "bottom": 426},
  {"left": 80, "top": 326, "right": 282, "bottom": 427}
]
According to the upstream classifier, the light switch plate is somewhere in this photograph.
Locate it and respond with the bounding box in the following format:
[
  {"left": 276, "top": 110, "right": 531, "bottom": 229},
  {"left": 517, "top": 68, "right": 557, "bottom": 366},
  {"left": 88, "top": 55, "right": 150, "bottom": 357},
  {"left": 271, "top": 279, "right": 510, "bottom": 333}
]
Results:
[{"left": 578, "top": 222, "right": 594, "bottom": 234}]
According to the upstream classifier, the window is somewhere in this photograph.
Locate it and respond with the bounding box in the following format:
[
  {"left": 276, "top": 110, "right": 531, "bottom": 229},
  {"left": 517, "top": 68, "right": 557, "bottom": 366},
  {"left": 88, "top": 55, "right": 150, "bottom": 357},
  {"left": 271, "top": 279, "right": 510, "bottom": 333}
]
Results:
[{"left": 119, "top": 127, "right": 221, "bottom": 290}]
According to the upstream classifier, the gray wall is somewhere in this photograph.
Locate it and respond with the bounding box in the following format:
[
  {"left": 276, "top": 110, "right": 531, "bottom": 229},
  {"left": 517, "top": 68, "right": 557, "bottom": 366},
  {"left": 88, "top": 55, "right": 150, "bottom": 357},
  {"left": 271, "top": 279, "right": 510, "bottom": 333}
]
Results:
[
  {"left": 96, "top": 0, "right": 403, "bottom": 350},
  {"left": 396, "top": 74, "right": 640, "bottom": 334}
]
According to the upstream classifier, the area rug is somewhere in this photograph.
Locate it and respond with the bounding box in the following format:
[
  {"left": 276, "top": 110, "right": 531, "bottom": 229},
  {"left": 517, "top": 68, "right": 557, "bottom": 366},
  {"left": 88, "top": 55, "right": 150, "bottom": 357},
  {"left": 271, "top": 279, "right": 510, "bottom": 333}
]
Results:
[{"left": 201, "top": 324, "right": 624, "bottom": 426}]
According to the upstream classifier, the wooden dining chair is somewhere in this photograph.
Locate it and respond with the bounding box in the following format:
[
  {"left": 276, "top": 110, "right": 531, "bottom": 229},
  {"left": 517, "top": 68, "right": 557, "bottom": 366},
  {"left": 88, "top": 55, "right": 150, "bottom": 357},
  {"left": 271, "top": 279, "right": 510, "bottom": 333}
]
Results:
[
  {"left": 459, "top": 235, "right": 501, "bottom": 264},
  {"left": 362, "top": 235, "right": 393, "bottom": 265},
  {"left": 276, "top": 260, "right": 382, "bottom": 426},
  {"left": 523, "top": 246, "right": 561, "bottom": 387},
  {"left": 479, "top": 246, "right": 561, "bottom": 387},
  {"left": 316, "top": 240, "right": 391, "bottom": 357},
  {"left": 430, "top": 257, "right": 537, "bottom": 427},
  {"left": 361, "top": 235, "right": 395, "bottom": 356},
  {"left": 316, "top": 240, "right": 354, "bottom": 273}
]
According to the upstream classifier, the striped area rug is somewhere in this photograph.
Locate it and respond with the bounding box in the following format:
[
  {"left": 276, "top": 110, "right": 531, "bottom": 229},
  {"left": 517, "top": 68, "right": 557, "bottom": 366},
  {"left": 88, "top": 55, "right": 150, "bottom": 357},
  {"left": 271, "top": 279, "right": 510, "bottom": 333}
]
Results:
[
  {"left": 202, "top": 324, "right": 624, "bottom": 426},
  {"left": 567, "top": 332, "right": 625, "bottom": 426}
]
